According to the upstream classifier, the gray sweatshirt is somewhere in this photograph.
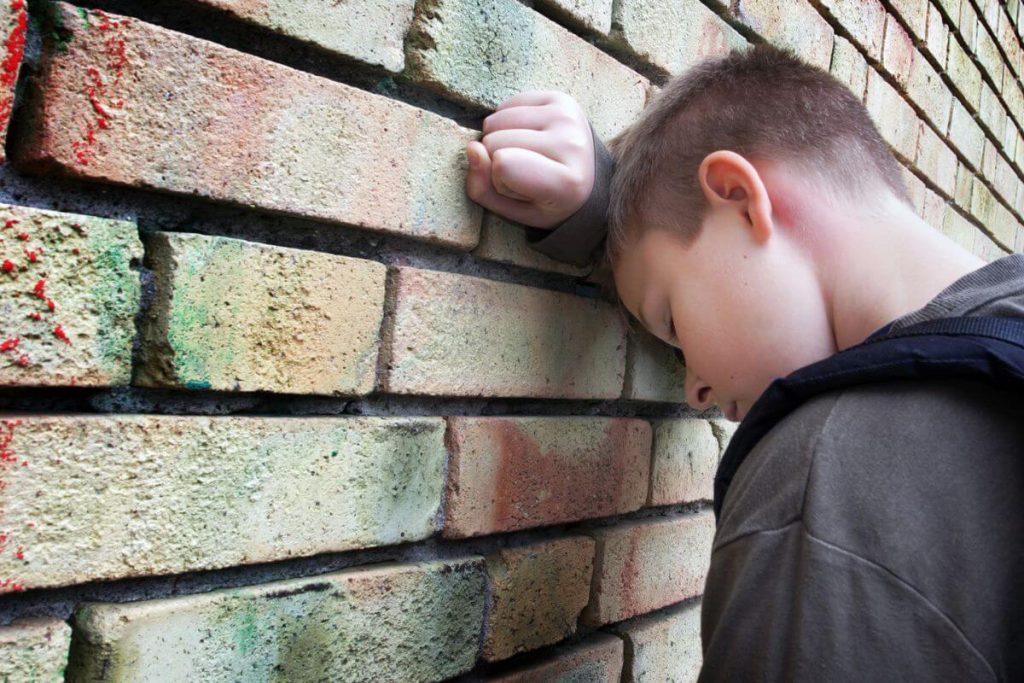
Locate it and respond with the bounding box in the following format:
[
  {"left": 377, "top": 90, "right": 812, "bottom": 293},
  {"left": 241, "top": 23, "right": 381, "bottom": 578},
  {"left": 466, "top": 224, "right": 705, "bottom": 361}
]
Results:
[{"left": 526, "top": 137, "right": 1024, "bottom": 680}]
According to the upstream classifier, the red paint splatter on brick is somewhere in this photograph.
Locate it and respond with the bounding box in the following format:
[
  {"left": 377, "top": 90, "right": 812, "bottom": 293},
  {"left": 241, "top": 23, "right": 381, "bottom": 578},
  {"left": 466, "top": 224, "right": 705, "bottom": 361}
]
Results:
[
  {"left": 0, "top": 336, "right": 17, "bottom": 352},
  {"left": 71, "top": 11, "right": 131, "bottom": 166},
  {"left": 14, "top": 354, "right": 27, "bottom": 366},
  {"left": 27, "top": 311, "right": 38, "bottom": 320},
  {"left": 0, "top": 418, "right": 29, "bottom": 593},
  {"left": 53, "top": 324, "right": 71, "bottom": 345},
  {"left": 0, "top": 0, "right": 26, "bottom": 133},
  {"left": 46, "top": 298, "right": 54, "bottom": 311},
  {"left": 14, "top": 546, "right": 22, "bottom": 559},
  {"left": 14, "top": 232, "right": 26, "bottom": 240},
  {"left": 32, "top": 277, "right": 44, "bottom": 299},
  {"left": 2, "top": 218, "right": 16, "bottom": 229},
  {"left": 72, "top": 247, "right": 80, "bottom": 255},
  {"left": 1, "top": 259, "right": 12, "bottom": 272},
  {"left": 23, "top": 249, "right": 36, "bottom": 262}
]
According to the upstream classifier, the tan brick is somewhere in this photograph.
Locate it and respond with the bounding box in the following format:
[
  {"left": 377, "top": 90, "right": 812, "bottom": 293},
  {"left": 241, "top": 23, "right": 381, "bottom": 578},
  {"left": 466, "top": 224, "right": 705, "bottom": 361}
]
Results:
[
  {"left": 610, "top": 0, "right": 746, "bottom": 77},
  {"left": 68, "top": 558, "right": 486, "bottom": 682},
  {"left": 883, "top": 15, "right": 915, "bottom": 86},
  {"left": 830, "top": 36, "right": 869, "bottom": 100},
  {"left": 948, "top": 98, "right": 986, "bottom": 167},
  {"left": 981, "top": 138, "right": 999, "bottom": 185},
  {"left": 941, "top": 208, "right": 977, "bottom": 250},
  {"left": 954, "top": 161, "right": 976, "bottom": 208},
  {"left": 187, "top": 0, "right": 415, "bottom": 72},
  {"left": 971, "top": 180, "right": 1015, "bottom": 246},
  {"left": 443, "top": 417, "right": 651, "bottom": 537},
  {"left": 1006, "top": 81, "right": 1024, "bottom": 132},
  {"left": 0, "top": 0, "right": 25, "bottom": 163},
  {"left": 979, "top": 80, "right": 1008, "bottom": 142},
  {"left": 383, "top": 267, "right": 626, "bottom": 399},
  {"left": 0, "top": 203, "right": 141, "bottom": 388},
  {"left": 650, "top": 418, "right": 719, "bottom": 505},
  {"left": 732, "top": 0, "right": 834, "bottom": 69},
  {"left": 486, "top": 632, "right": 624, "bottom": 682},
  {"left": 537, "top": 0, "right": 613, "bottom": 34},
  {"left": 817, "top": 0, "right": 887, "bottom": 61},
  {"left": 0, "top": 415, "right": 446, "bottom": 591},
  {"left": 611, "top": 600, "right": 703, "bottom": 683},
  {"left": 973, "top": 225, "right": 1010, "bottom": 261},
  {"left": 946, "top": 34, "right": 984, "bottom": 103},
  {"left": 915, "top": 122, "right": 958, "bottom": 195},
  {"left": 922, "top": 186, "right": 949, "bottom": 227},
  {"left": 958, "top": 0, "right": 979, "bottom": 51},
  {"left": 16, "top": 4, "right": 481, "bottom": 249},
  {"left": 473, "top": 215, "right": 588, "bottom": 277},
  {"left": 482, "top": 536, "right": 595, "bottom": 661},
  {"left": 583, "top": 511, "right": 715, "bottom": 625},
  {"left": 135, "top": 232, "right": 386, "bottom": 395},
  {"left": 0, "top": 618, "right": 71, "bottom": 683},
  {"left": 934, "top": 0, "right": 962, "bottom": 27},
  {"left": 924, "top": 3, "right": 950, "bottom": 65},
  {"left": 865, "top": 68, "right": 921, "bottom": 160},
  {"left": 992, "top": 153, "right": 1021, "bottom": 209},
  {"left": 974, "top": 17, "right": 1003, "bottom": 86},
  {"left": 889, "top": 0, "right": 930, "bottom": 41},
  {"left": 623, "top": 328, "right": 687, "bottom": 403},
  {"left": 903, "top": 164, "right": 928, "bottom": 213},
  {"left": 906, "top": 48, "right": 954, "bottom": 130},
  {"left": 406, "top": 0, "right": 647, "bottom": 139}
]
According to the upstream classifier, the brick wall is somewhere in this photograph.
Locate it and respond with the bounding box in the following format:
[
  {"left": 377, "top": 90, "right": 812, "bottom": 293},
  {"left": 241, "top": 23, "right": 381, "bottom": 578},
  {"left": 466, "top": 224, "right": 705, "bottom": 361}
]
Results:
[{"left": 0, "top": 0, "right": 1021, "bottom": 680}]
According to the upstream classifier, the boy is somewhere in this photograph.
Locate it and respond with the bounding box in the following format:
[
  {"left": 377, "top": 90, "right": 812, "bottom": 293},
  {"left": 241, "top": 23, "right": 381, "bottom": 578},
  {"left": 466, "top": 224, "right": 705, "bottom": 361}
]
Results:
[{"left": 465, "top": 44, "right": 1024, "bottom": 680}]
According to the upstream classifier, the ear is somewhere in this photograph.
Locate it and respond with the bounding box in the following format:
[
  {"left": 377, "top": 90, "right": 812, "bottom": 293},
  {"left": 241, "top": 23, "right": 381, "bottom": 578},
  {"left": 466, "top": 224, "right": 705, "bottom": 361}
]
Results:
[{"left": 697, "top": 150, "right": 773, "bottom": 244}]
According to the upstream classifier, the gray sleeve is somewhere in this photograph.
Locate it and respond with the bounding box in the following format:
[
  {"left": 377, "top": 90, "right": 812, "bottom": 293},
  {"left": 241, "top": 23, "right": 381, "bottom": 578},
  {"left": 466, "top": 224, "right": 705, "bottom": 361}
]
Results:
[
  {"left": 523, "top": 122, "right": 613, "bottom": 268},
  {"left": 698, "top": 523, "right": 995, "bottom": 682}
]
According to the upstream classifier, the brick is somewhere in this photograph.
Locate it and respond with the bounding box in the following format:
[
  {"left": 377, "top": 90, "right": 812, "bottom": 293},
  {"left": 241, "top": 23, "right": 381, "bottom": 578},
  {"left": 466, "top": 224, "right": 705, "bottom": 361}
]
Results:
[
  {"left": 16, "top": 4, "right": 481, "bottom": 250},
  {"left": 973, "top": 225, "right": 1010, "bottom": 261},
  {"left": 946, "top": 32, "right": 983, "bottom": 102},
  {"left": 583, "top": 511, "right": 715, "bottom": 625},
  {"left": 443, "top": 417, "right": 650, "bottom": 537},
  {"left": 889, "top": 0, "right": 930, "bottom": 41},
  {"left": 971, "top": 180, "right": 1015, "bottom": 246},
  {"left": 482, "top": 536, "right": 595, "bottom": 661},
  {"left": 865, "top": 68, "right": 921, "bottom": 160},
  {"left": 536, "top": 0, "right": 613, "bottom": 34},
  {"left": 903, "top": 164, "right": 928, "bottom": 213},
  {"left": 1018, "top": 180, "right": 1024, "bottom": 216},
  {"left": 958, "top": 0, "right": 979, "bottom": 51},
  {"left": 485, "top": 632, "right": 624, "bottom": 682},
  {"left": 954, "top": 161, "right": 975, "bottom": 208},
  {"left": 623, "top": 328, "right": 687, "bottom": 403},
  {"left": 474, "top": 215, "right": 588, "bottom": 276},
  {"left": 649, "top": 418, "right": 719, "bottom": 505},
  {"left": 186, "top": 0, "right": 415, "bottom": 72},
  {"left": 134, "top": 232, "right": 386, "bottom": 395},
  {"left": 0, "top": 415, "right": 445, "bottom": 591},
  {"left": 981, "top": 138, "right": 999, "bottom": 183},
  {"left": 817, "top": 0, "right": 887, "bottom": 62},
  {"left": 992, "top": 153, "right": 1021, "bottom": 209},
  {"left": 948, "top": 98, "right": 986, "bottom": 168},
  {"left": 974, "top": 18, "right": 1002, "bottom": 86},
  {"left": 924, "top": 3, "right": 950, "bottom": 65},
  {"left": 68, "top": 558, "right": 486, "bottom": 682},
  {"left": 383, "top": 267, "right": 626, "bottom": 399},
  {"left": 830, "top": 36, "right": 869, "bottom": 100},
  {"left": 709, "top": 417, "right": 739, "bottom": 452},
  {"left": 906, "top": 48, "right": 954, "bottom": 130},
  {"left": 1017, "top": 224, "right": 1024, "bottom": 253},
  {"left": 915, "top": 122, "right": 958, "bottom": 194},
  {"left": 883, "top": 15, "right": 915, "bottom": 86},
  {"left": 941, "top": 208, "right": 977, "bottom": 250},
  {"left": 611, "top": 600, "right": 703, "bottom": 683},
  {"left": 610, "top": 0, "right": 746, "bottom": 78},
  {"left": 0, "top": 0, "right": 25, "bottom": 163},
  {"left": 732, "top": 0, "right": 835, "bottom": 70},
  {"left": 934, "top": 0, "right": 962, "bottom": 26},
  {"left": 996, "top": 14, "right": 1023, "bottom": 92},
  {"left": 0, "top": 618, "right": 72, "bottom": 682},
  {"left": 1005, "top": 81, "right": 1024, "bottom": 132},
  {"left": 978, "top": 80, "right": 1008, "bottom": 142},
  {"left": 0, "top": 203, "right": 141, "bottom": 388},
  {"left": 922, "top": 187, "right": 948, "bottom": 227},
  {"left": 406, "top": 0, "right": 647, "bottom": 139}
]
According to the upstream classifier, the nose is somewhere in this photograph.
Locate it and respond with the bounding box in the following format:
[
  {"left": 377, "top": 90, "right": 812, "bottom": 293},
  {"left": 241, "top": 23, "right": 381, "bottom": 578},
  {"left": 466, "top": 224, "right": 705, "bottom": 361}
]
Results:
[{"left": 684, "top": 369, "right": 714, "bottom": 410}]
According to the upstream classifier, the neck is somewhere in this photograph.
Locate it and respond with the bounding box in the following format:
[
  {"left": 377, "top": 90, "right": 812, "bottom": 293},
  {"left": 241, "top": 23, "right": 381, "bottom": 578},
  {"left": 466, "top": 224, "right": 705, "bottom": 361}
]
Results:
[{"left": 824, "top": 195, "right": 986, "bottom": 351}]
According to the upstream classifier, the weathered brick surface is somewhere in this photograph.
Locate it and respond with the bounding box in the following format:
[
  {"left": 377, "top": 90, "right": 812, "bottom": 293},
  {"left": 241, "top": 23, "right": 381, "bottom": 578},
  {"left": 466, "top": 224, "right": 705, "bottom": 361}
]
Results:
[
  {"left": 957, "top": 0, "right": 979, "bottom": 51},
  {"left": 889, "top": 0, "right": 930, "bottom": 42},
  {"left": 921, "top": 186, "right": 949, "bottom": 228},
  {"left": 925, "top": 3, "right": 950, "bottom": 65},
  {"left": 941, "top": 207, "right": 978, "bottom": 250},
  {"left": 0, "top": 203, "right": 141, "bottom": 388},
  {"left": 0, "top": 617, "right": 72, "bottom": 683},
  {"left": 482, "top": 536, "right": 595, "bottom": 661},
  {"left": 915, "top": 122, "right": 959, "bottom": 195},
  {"left": 830, "top": 36, "right": 869, "bottom": 99},
  {"left": 0, "top": 0, "right": 25, "bottom": 163},
  {"left": 948, "top": 98, "right": 987, "bottom": 167},
  {"left": 649, "top": 419, "right": 719, "bottom": 505},
  {"left": 443, "top": 417, "right": 651, "bottom": 537},
  {"left": 974, "top": 17, "right": 1002, "bottom": 86},
  {"left": 135, "top": 232, "right": 386, "bottom": 395},
  {"left": 16, "top": 4, "right": 481, "bottom": 249},
  {"left": 732, "top": 0, "right": 834, "bottom": 69},
  {"left": 973, "top": 225, "right": 1011, "bottom": 261},
  {"left": 68, "top": 558, "right": 486, "bottom": 682},
  {"left": 611, "top": 600, "right": 703, "bottom": 683},
  {"left": 865, "top": 68, "right": 921, "bottom": 161},
  {"left": 188, "top": 0, "right": 415, "bottom": 72},
  {"left": 583, "top": 511, "right": 715, "bottom": 625},
  {"left": 883, "top": 15, "right": 915, "bottom": 87},
  {"left": 473, "top": 215, "right": 588, "bottom": 276},
  {"left": 537, "top": 0, "right": 613, "bottom": 34},
  {"left": 610, "top": 0, "right": 746, "bottom": 77},
  {"left": 971, "top": 179, "right": 1015, "bottom": 246},
  {"left": 906, "top": 48, "right": 954, "bottom": 131},
  {"left": 978, "top": 81, "right": 1008, "bottom": 143},
  {"left": 383, "top": 267, "right": 626, "bottom": 399},
  {"left": 0, "top": 415, "right": 446, "bottom": 591},
  {"left": 406, "top": 0, "right": 648, "bottom": 139},
  {"left": 485, "top": 632, "right": 624, "bottom": 682},
  {"left": 622, "top": 329, "right": 687, "bottom": 403},
  {"left": 817, "top": 0, "right": 886, "bottom": 61},
  {"left": 903, "top": 164, "right": 929, "bottom": 213},
  {"left": 946, "top": 35, "right": 984, "bottom": 103}
]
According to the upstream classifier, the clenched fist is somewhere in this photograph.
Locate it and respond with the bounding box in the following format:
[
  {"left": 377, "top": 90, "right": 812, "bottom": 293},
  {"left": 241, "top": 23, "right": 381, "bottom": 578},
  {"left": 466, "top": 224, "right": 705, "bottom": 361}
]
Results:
[{"left": 465, "top": 90, "right": 595, "bottom": 229}]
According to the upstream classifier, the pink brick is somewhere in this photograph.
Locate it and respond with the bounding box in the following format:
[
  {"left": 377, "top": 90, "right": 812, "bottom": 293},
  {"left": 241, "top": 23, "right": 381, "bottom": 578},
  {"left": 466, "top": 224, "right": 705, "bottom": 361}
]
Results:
[
  {"left": 732, "top": 0, "right": 835, "bottom": 70},
  {"left": 382, "top": 267, "right": 626, "bottom": 399},
  {"left": 443, "top": 417, "right": 651, "bottom": 537},
  {"left": 583, "top": 511, "right": 715, "bottom": 625},
  {"left": 15, "top": 4, "right": 480, "bottom": 249},
  {"left": 922, "top": 187, "right": 949, "bottom": 227},
  {"left": 817, "top": 0, "right": 887, "bottom": 62},
  {"left": 902, "top": 164, "right": 928, "bottom": 213},
  {"left": 482, "top": 536, "right": 595, "bottom": 661},
  {"left": 487, "top": 633, "right": 624, "bottom": 682},
  {"left": 649, "top": 419, "right": 719, "bottom": 505},
  {"left": 883, "top": 15, "right": 915, "bottom": 86}
]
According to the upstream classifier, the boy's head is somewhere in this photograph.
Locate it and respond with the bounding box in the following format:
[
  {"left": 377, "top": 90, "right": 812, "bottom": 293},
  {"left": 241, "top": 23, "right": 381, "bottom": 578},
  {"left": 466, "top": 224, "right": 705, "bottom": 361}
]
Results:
[{"left": 607, "top": 43, "right": 914, "bottom": 420}]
